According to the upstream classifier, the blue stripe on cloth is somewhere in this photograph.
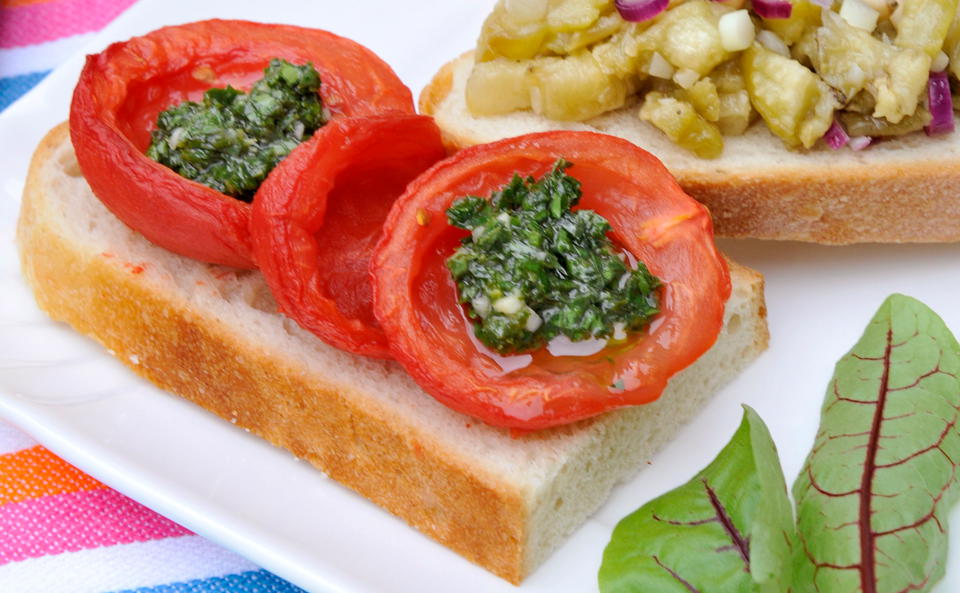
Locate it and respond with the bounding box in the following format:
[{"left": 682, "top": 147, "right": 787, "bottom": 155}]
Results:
[
  {"left": 108, "top": 570, "right": 309, "bottom": 593},
  {"left": 0, "top": 70, "right": 50, "bottom": 112}
]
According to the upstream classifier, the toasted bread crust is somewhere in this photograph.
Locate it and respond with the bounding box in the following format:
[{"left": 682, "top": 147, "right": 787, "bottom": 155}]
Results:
[
  {"left": 675, "top": 158, "right": 960, "bottom": 244},
  {"left": 17, "top": 123, "right": 768, "bottom": 584},
  {"left": 421, "top": 53, "right": 960, "bottom": 244}
]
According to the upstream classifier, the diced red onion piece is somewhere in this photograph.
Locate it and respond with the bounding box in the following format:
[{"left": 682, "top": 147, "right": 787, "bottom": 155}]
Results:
[
  {"left": 752, "top": 0, "right": 793, "bottom": 18},
  {"left": 849, "top": 136, "right": 872, "bottom": 151},
  {"left": 615, "top": 0, "right": 669, "bottom": 22},
  {"left": 925, "top": 70, "right": 955, "bottom": 136},
  {"left": 809, "top": 0, "right": 833, "bottom": 7},
  {"left": 824, "top": 118, "right": 849, "bottom": 149}
]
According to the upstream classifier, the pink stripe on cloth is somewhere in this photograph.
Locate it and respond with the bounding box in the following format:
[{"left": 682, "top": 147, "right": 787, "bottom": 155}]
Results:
[
  {"left": 0, "top": 0, "right": 138, "bottom": 49},
  {"left": 0, "top": 488, "right": 193, "bottom": 564}
]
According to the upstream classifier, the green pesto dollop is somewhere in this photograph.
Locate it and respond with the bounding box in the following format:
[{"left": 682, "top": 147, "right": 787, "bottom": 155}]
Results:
[
  {"left": 146, "top": 58, "right": 326, "bottom": 201},
  {"left": 446, "top": 160, "right": 661, "bottom": 355}
]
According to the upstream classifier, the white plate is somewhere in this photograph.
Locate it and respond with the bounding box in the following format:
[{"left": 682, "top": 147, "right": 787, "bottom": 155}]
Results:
[{"left": 1, "top": 1, "right": 960, "bottom": 591}]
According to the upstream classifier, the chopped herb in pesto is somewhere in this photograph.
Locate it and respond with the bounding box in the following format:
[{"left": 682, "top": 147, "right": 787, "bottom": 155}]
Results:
[
  {"left": 146, "top": 58, "right": 326, "bottom": 201},
  {"left": 446, "top": 160, "right": 661, "bottom": 355}
]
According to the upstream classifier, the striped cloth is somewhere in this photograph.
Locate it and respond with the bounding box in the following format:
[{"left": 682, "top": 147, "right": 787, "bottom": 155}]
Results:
[
  {"left": 0, "top": 0, "right": 138, "bottom": 109},
  {"left": 0, "top": 2, "right": 309, "bottom": 592},
  {"left": 0, "top": 424, "right": 309, "bottom": 592}
]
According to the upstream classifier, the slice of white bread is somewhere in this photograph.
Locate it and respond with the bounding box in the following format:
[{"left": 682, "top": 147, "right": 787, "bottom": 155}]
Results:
[
  {"left": 17, "top": 123, "right": 769, "bottom": 584},
  {"left": 422, "top": 52, "right": 960, "bottom": 245}
]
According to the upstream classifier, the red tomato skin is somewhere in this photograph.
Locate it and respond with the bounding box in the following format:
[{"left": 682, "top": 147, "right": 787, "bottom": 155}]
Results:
[
  {"left": 250, "top": 115, "right": 446, "bottom": 358},
  {"left": 70, "top": 19, "right": 416, "bottom": 268},
  {"left": 372, "top": 132, "right": 731, "bottom": 430}
]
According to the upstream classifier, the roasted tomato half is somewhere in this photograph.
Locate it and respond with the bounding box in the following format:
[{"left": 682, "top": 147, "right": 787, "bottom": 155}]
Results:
[
  {"left": 372, "top": 132, "right": 731, "bottom": 430},
  {"left": 251, "top": 115, "right": 445, "bottom": 358},
  {"left": 70, "top": 19, "right": 415, "bottom": 268}
]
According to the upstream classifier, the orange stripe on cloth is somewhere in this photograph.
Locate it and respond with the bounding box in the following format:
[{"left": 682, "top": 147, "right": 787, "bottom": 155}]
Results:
[
  {"left": 1, "top": 0, "right": 57, "bottom": 8},
  {"left": 0, "top": 445, "right": 106, "bottom": 505}
]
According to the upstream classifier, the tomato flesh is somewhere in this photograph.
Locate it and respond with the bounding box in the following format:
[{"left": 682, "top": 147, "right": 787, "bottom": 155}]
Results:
[
  {"left": 251, "top": 116, "right": 446, "bottom": 358},
  {"left": 373, "top": 132, "right": 731, "bottom": 429},
  {"left": 70, "top": 19, "right": 415, "bottom": 268}
]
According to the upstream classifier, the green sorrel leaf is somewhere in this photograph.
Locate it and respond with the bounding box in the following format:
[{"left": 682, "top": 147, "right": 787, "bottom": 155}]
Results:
[
  {"left": 793, "top": 294, "right": 960, "bottom": 593},
  {"left": 599, "top": 406, "right": 794, "bottom": 593}
]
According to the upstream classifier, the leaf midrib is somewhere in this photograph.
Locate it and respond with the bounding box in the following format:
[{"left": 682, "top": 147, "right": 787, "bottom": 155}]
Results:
[{"left": 858, "top": 328, "right": 893, "bottom": 593}]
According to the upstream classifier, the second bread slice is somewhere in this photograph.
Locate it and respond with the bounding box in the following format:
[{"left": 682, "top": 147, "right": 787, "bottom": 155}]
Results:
[{"left": 422, "top": 52, "right": 960, "bottom": 245}]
